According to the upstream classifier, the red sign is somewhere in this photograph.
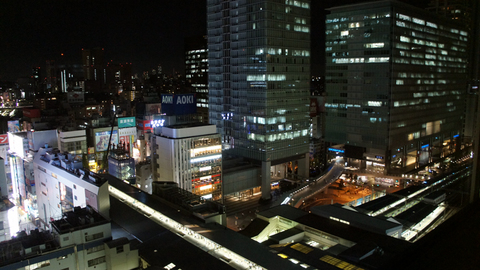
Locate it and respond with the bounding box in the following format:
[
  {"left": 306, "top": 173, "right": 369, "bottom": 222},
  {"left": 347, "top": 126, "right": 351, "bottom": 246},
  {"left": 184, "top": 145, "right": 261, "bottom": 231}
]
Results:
[
  {"left": 23, "top": 108, "right": 41, "bottom": 118},
  {"left": 0, "top": 134, "right": 8, "bottom": 144},
  {"left": 137, "top": 120, "right": 152, "bottom": 131}
]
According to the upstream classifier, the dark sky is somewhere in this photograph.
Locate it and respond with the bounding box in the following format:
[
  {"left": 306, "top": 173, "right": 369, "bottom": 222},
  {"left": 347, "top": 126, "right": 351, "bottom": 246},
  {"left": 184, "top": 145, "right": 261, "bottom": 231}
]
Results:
[
  {"left": 0, "top": 0, "right": 207, "bottom": 81},
  {"left": 0, "top": 0, "right": 432, "bottom": 81}
]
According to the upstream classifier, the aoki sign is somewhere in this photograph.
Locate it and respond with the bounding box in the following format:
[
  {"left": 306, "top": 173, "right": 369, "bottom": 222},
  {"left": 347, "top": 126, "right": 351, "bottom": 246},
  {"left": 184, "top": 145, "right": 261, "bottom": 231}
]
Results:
[
  {"left": 161, "top": 94, "right": 196, "bottom": 116},
  {"left": 176, "top": 95, "right": 194, "bottom": 104},
  {"left": 162, "top": 94, "right": 194, "bottom": 105}
]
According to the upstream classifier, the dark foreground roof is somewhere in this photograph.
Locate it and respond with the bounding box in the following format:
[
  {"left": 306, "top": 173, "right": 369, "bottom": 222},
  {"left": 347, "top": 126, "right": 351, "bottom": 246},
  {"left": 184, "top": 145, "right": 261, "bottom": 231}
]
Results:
[
  {"left": 139, "top": 231, "right": 233, "bottom": 270},
  {"left": 386, "top": 200, "right": 480, "bottom": 270}
]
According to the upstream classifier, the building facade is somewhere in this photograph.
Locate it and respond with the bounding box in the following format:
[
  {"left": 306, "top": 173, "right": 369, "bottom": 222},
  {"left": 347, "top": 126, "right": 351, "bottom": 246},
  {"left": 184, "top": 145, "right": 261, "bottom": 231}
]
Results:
[
  {"left": 185, "top": 35, "right": 209, "bottom": 124},
  {"left": 325, "top": 0, "right": 468, "bottom": 173},
  {"left": 33, "top": 147, "right": 110, "bottom": 229},
  {"left": 0, "top": 207, "right": 138, "bottom": 270},
  {"left": 151, "top": 124, "right": 222, "bottom": 200},
  {"left": 108, "top": 149, "right": 136, "bottom": 184},
  {"left": 57, "top": 129, "right": 87, "bottom": 158},
  {"left": 207, "top": 0, "right": 311, "bottom": 199}
]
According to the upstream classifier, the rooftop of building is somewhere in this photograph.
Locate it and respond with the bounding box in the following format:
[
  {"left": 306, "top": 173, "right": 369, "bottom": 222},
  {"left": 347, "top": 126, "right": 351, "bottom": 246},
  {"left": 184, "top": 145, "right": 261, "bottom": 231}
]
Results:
[
  {"left": 157, "top": 123, "right": 218, "bottom": 139},
  {"left": 152, "top": 181, "right": 224, "bottom": 218},
  {"left": 107, "top": 175, "right": 304, "bottom": 270},
  {"left": 311, "top": 204, "right": 403, "bottom": 235},
  {"left": 36, "top": 147, "right": 107, "bottom": 187},
  {"left": 354, "top": 185, "right": 426, "bottom": 214},
  {"left": 423, "top": 189, "right": 446, "bottom": 200},
  {"left": 392, "top": 202, "right": 437, "bottom": 228},
  {"left": 108, "top": 148, "right": 133, "bottom": 160},
  {"left": 354, "top": 194, "right": 400, "bottom": 214},
  {"left": 385, "top": 199, "right": 480, "bottom": 270},
  {"left": 327, "top": 0, "right": 466, "bottom": 27},
  {"left": 393, "top": 185, "right": 425, "bottom": 197},
  {"left": 139, "top": 230, "right": 234, "bottom": 270},
  {"left": 0, "top": 229, "right": 58, "bottom": 268},
  {"left": 241, "top": 203, "right": 418, "bottom": 269},
  {"left": 51, "top": 206, "right": 109, "bottom": 234},
  {"left": 164, "top": 122, "right": 214, "bottom": 129},
  {"left": 8, "top": 131, "right": 27, "bottom": 138},
  {"left": 257, "top": 204, "right": 309, "bottom": 221},
  {"left": 51, "top": 205, "right": 109, "bottom": 234}
]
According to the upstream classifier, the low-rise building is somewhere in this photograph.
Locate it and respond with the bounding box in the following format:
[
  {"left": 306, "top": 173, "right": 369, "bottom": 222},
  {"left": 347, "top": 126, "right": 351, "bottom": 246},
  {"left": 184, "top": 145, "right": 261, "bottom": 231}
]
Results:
[
  {"left": 33, "top": 147, "right": 109, "bottom": 229},
  {"left": 151, "top": 124, "right": 222, "bottom": 200},
  {"left": 0, "top": 206, "right": 139, "bottom": 270}
]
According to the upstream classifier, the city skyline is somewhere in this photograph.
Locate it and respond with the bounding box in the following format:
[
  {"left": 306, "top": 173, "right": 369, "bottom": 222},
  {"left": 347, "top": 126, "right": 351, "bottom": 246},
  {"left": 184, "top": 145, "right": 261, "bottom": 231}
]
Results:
[
  {"left": 0, "top": 0, "right": 478, "bottom": 269},
  {"left": 0, "top": 0, "right": 207, "bottom": 81},
  {"left": 1, "top": 0, "right": 433, "bottom": 81}
]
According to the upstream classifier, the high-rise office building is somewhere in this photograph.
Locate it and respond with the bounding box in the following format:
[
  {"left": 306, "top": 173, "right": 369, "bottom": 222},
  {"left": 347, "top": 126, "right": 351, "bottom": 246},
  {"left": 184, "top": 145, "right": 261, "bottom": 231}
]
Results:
[
  {"left": 426, "top": 0, "right": 479, "bottom": 140},
  {"left": 207, "top": 0, "right": 311, "bottom": 199},
  {"left": 31, "top": 67, "right": 41, "bottom": 96},
  {"left": 82, "top": 47, "right": 105, "bottom": 92},
  {"left": 185, "top": 35, "right": 209, "bottom": 124},
  {"left": 325, "top": 0, "right": 468, "bottom": 174}
]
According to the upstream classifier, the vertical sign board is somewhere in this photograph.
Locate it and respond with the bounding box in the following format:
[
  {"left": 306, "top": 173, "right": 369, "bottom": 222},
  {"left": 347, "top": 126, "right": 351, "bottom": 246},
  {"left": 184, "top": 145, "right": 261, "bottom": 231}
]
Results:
[
  {"left": 0, "top": 135, "right": 8, "bottom": 145},
  {"left": 8, "top": 133, "right": 27, "bottom": 159},
  {"left": 118, "top": 127, "right": 137, "bottom": 157},
  {"left": 161, "top": 94, "right": 196, "bottom": 116},
  {"left": 0, "top": 134, "right": 8, "bottom": 165},
  {"left": 137, "top": 120, "right": 152, "bottom": 135}
]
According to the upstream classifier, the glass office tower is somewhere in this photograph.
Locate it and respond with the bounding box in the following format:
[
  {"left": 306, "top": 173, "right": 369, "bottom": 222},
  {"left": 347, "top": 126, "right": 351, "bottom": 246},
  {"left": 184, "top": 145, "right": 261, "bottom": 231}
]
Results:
[
  {"left": 207, "top": 0, "right": 311, "bottom": 198},
  {"left": 325, "top": 0, "right": 468, "bottom": 173}
]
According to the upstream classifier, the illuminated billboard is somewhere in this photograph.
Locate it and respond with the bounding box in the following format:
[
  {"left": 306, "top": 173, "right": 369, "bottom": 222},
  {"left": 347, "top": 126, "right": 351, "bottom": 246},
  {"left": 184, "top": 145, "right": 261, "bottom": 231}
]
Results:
[
  {"left": 8, "top": 120, "right": 20, "bottom": 133},
  {"left": 161, "top": 94, "right": 196, "bottom": 116},
  {"left": 0, "top": 134, "right": 8, "bottom": 145},
  {"left": 95, "top": 130, "right": 118, "bottom": 152},
  {"left": 118, "top": 117, "right": 136, "bottom": 128}
]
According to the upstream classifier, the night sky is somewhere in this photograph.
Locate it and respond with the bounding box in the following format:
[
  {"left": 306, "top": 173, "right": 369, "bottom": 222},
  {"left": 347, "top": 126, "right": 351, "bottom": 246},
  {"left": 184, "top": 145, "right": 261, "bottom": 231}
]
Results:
[
  {"left": 1, "top": 0, "right": 431, "bottom": 81},
  {"left": 1, "top": 0, "right": 207, "bottom": 81}
]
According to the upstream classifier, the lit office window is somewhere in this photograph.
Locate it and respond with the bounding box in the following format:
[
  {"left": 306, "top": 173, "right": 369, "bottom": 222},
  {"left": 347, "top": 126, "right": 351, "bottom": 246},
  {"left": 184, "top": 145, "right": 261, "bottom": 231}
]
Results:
[{"left": 364, "top": 43, "right": 384, "bottom": 48}]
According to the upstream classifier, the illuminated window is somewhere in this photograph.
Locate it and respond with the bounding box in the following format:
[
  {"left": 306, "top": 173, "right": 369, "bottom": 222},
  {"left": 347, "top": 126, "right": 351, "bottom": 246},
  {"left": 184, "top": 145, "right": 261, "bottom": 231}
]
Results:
[
  {"left": 367, "top": 57, "right": 389, "bottom": 63},
  {"left": 364, "top": 43, "right": 384, "bottom": 48},
  {"left": 398, "top": 14, "right": 411, "bottom": 21},
  {"left": 412, "top": 18, "right": 425, "bottom": 25},
  {"left": 348, "top": 22, "right": 361, "bottom": 28},
  {"left": 368, "top": 101, "right": 382, "bottom": 107},
  {"left": 341, "top": 30, "right": 349, "bottom": 36},
  {"left": 426, "top": 22, "right": 437, "bottom": 28},
  {"left": 400, "top": 36, "right": 410, "bottom": 43}
]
